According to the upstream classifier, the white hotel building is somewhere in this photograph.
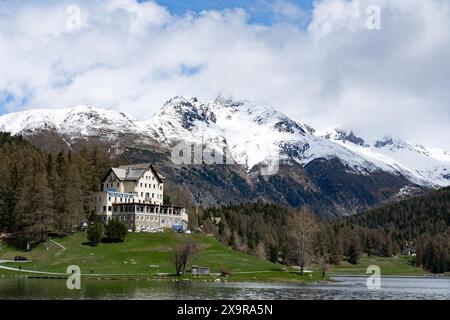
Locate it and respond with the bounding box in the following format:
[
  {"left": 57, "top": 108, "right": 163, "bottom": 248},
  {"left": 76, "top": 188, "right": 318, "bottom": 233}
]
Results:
[{"left": 91, "top": 163, "right": 188, "bottom": 231}]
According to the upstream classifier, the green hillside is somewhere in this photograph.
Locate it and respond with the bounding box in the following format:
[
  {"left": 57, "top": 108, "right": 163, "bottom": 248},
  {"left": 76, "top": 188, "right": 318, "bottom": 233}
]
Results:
[
  {"left": 0, "top": 232, "right": 322, "bottom": 282},
  {"left": 330, "top": 255, "right": 429, "bottom": 276}
]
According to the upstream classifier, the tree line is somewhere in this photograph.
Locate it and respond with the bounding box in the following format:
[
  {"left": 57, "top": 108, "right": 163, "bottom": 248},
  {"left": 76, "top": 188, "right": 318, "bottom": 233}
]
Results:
[
  {"left": 0, "top": 133, "right": 115, "bottom": 246},
  {"left": 201, "top": 187, "right": 449, "bottom": 274}
]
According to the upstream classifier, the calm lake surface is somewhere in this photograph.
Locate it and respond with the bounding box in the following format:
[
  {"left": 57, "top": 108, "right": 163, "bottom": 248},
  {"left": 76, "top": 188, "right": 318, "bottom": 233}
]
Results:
[{"left": 0, "top": 276, "right": 448, "bottom": 300}]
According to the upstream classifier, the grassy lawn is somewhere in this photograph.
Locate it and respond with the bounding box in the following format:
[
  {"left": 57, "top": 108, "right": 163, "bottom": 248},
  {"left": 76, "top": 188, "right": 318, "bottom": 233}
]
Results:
[
  {"left": 0, "top": 232, "right": 320, "bottom": 282},
  {"left": 329, "top": 255, "right": 430, "bottom": 276}
]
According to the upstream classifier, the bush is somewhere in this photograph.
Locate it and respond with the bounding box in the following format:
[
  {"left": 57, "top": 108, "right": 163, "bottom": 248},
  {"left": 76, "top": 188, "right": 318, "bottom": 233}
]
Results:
[
  {"left": 87, "top": 222, "right": 103, "bottom": 246},
  {"left": 105, "top": 219, "right": 128, "bottom": 243},
  {"left": 220, "top": 268, "right": 232, "bottom": 276}
]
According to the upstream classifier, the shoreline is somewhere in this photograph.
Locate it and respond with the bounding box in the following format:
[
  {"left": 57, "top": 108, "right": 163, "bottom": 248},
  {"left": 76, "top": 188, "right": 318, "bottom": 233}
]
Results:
[
  {"left": 330, "top": 274, "right": 450, "bottom": 279},
  {"left": 0, "top": 274, "right": 329, "bottom": 284},
  {"left": 0, "top": 268, "right": 330, "bottom": 284}
]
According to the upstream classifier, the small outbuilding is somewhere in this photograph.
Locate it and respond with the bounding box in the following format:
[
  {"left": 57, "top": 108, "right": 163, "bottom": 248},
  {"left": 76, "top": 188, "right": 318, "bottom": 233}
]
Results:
[{"left": 191, "top": 265, "right": 210, "bottom": 276}]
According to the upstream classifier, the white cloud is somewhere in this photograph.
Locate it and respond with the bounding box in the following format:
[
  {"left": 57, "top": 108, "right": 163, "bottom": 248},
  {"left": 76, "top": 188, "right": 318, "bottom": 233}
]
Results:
[
  {"left": 0, "top": 0, "right": 449, "bottom": 149},
  {"left": 269, "top": 0, "right": 307, "bottom": 22}
]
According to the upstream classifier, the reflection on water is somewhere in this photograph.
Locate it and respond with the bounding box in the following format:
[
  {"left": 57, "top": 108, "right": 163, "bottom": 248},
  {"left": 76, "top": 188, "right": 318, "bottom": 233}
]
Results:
[{"left": 0, "top": 276, "right": 448, "bottom": 300}]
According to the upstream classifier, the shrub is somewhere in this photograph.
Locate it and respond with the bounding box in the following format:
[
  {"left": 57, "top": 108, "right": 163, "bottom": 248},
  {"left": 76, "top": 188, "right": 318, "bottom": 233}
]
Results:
[
  {"left": 105, "top": 219, "right": 128, "bottom": 243},
  {"left": 87, "top": 221, "right": 103, "bottom": 246}
]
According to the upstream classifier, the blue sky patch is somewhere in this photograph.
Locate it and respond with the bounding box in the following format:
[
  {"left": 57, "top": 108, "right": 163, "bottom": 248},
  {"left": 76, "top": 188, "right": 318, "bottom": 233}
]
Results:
[
  {"left": 143, "top": 0, "right": 313, "bottom": 25},
  {"left": 0, "top": 90, "right": 30, "bottom": 115},
  {"left": 180, "top": 64, "right": 203, "bottom": 76}
]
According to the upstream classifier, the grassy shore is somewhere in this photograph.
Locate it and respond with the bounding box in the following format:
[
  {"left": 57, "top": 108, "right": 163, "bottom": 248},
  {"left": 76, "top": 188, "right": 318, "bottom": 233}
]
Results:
[
  {"left": 329, "top": 255, "right": 431, "bottom": 276},
  {"left": 0, "top": 232, "right": 323, "bottom": 283}
]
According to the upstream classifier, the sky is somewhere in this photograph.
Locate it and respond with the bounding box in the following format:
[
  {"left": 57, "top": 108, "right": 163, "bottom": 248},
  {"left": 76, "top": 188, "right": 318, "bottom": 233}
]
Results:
[{"left": 0, "top": 0, "right": 449, "bottom": 149}]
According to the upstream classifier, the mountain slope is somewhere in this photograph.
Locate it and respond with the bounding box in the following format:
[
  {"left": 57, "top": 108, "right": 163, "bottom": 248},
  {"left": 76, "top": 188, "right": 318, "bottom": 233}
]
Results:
[
  {"left": 0, "top": 105, "right": 159, "bottom": 154},
  {"left": 145, "top": 97, "right": 385, "bottom": 175},
  {"left": 0, "top": 96, "right": 449, "bottom": 216},
  {"left": 317, "top": 127, "right": 450, "bottom": 187}
]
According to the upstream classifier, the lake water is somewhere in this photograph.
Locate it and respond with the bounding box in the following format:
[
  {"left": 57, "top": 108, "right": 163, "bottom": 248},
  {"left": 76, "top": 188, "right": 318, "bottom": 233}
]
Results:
[{"left": 0, "top": 276, "right": 448, "bottom": 300}]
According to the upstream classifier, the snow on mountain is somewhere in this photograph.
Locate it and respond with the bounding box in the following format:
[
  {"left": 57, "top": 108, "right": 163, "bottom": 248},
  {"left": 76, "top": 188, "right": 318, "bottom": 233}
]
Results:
[
  {"left": 0, "top": 97, "right": 449, "bottom": 188},
  {"left": 143, "top": 96, "right": 381, "bottom": 175},
  {"left": 317, "top": 127, "right": 450, "bottom": 187},
  {"left": 0, "top": 105, "right": 148, "bottom": 139}
]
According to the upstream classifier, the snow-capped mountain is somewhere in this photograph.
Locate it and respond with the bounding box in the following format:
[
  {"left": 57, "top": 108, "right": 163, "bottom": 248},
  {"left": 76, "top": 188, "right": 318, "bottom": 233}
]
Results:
[
  {"left": 143, "top": 96, "right": 449, "bottom": 188},
  {"left": 0, "top": 105, "right": 149, "bottom": 139},
  {"left": 0, "top": 96, "right": 449, "bottom": 215},
  {"left": 317, "top": 127, "right": 450, "bottom": 187},
  {"left": 1, "top": 97, "right": 449, "bottom": 189},
  {"left": 144, "top": 96, "right": 387, "bottom": 175}
]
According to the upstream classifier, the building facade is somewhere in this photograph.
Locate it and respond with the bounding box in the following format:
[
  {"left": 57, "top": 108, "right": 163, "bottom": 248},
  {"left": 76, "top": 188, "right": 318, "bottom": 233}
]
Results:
[
  {"left": 91, "top": 163, "right": 188, "bottom": 231},
  {"left": 112, "top": 203, "right": 187, "bottom": 231}
]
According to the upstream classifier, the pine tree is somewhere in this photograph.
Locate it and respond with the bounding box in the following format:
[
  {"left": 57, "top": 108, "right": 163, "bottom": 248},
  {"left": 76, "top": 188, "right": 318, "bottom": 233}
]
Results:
[
  {"left": 15, "top": 153, "right": 53, "bottom": 245},
  {"left": 87, "top": 221, "right": 103, "bottom": 246},
  {"left": 64, "top": 152, "right": 84, "bottom": 228},
  {"left": 0, "top": 165, "right": 19, "bottom": 232},
  {"left": 45, "top": 153, "right": 58, "bottom": 231},
  {"left": 54, "top": 152, "right": 66, "bottom": 230},
  {"left": 54, "top": 152, "right": 84, "bottom": 232},
  {"left": 347, "top": 237, "right": 361, "bottom": 265}
]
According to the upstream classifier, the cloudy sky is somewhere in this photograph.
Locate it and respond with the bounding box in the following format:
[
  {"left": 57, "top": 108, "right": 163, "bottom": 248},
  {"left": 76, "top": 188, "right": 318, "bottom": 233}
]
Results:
[{"left": 0, "top": 0, "right": 449, "bottom": 149}]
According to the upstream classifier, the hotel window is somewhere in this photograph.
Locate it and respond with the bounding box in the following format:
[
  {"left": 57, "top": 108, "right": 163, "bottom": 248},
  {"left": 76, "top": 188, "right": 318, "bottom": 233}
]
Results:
[
  {"left": 140, "top": 183, "right": 142, "bottom": 187},
  {"left": 145, "top": 184, "right": 147, "bottom": 188},
  {"left": 108, "top": 206, "right": 111, "bottom": 212},
  {"left": 109, "top": 197, "right": 111, "bottom": 201},
  {"left": 152, "top": 193, "right": 154, "bottom": 198},
  {"left": 117, "top": 183, "right": 119, "bottom": 188},
  {"left": 103, "top": 206, "right": 106, "bottom": 212},
  {"left": 141, "top": 192, "right": 143, "bottom": 197}
]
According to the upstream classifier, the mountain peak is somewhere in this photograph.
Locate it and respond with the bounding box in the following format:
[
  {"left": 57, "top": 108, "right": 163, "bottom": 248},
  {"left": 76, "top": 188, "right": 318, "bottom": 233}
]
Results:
[
  {"left": 150, "top": 96, "right": 216, "bottom": 132},
  {"left": 163, "top": 96, "right": 199, "bottom": 108},
  {"left": 210, "top": 96, "right": 246, "bottom": 109},
  {"left": 0, "top": 97, "right": 449, "bottom": 188},
  {"left": 318, "top": 127, "right": 367, "bottom": 147}
]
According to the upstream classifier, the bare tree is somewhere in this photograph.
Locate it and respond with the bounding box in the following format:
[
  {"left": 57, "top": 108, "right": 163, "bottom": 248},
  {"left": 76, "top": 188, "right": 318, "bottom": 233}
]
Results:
[
  {"left": 286, "top": 208, "right": 318, "bottom": 275},
  {"left": 174, "top": 239, "right": 198, "bottom": 276}
]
